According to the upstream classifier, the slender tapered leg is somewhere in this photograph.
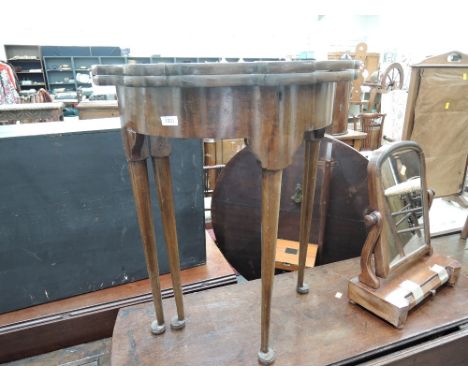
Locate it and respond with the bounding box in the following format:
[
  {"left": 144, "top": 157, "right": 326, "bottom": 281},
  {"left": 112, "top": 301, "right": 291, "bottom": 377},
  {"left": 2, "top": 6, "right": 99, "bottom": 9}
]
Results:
[
  {"left": 128, "top": 160, "right": 166, "bottom": 335},
  {"left": 297, "top": 129, "right": 324, "bottom": 294},
  {"left": 258, "top": 169, "right": 283, "bottom": 365},
  {"left": 152, "top": 156, "right": 186, "bottom": 330}
]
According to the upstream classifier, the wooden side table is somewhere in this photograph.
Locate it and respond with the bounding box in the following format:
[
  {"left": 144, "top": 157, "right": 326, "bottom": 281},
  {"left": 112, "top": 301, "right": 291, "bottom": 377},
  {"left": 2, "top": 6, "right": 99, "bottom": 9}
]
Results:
[{"left": 93, "top": 60, "right": 359, "bottom": 364}]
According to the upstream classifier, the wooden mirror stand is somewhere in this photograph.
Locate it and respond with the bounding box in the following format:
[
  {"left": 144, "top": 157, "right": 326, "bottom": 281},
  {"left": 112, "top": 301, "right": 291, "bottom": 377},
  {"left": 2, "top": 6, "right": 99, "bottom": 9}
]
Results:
[{"left": 348, "top": 141, "right": 461, "bottom": 328}]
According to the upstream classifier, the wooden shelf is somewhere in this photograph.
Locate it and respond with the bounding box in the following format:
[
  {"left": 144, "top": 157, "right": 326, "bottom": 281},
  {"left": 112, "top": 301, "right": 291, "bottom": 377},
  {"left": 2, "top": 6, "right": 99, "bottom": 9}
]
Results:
[
  {"left": 17, "top": 71, "right": 43, "bottom": 74},
  {"left": 20, "top": 83, "right": 46, "bottom": 87},
  {"left": 8, "top": 58, "right": 41, "bottom": 62}
]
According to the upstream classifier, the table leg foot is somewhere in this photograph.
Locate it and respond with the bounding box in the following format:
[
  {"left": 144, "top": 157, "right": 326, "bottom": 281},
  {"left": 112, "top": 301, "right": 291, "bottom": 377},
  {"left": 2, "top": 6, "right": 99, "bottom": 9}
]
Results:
[
  {"left": 258, "top": 348, "right": 276, "bottom": 365},
  {"left": 296, "top": 283, "right": 310, "bottom": 294},
  {"left": 170, "top": 316, "right": 186, "bottom": 330},
  {"left": 151, "top": 320, "right": 167, "bottom": 335}
]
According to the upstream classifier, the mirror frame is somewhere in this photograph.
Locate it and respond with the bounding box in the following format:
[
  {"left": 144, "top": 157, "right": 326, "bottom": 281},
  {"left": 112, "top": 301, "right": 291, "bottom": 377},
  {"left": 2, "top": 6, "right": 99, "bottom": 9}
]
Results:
[{"left": 368, "top": 141, "right": 432, "bottom": 278}]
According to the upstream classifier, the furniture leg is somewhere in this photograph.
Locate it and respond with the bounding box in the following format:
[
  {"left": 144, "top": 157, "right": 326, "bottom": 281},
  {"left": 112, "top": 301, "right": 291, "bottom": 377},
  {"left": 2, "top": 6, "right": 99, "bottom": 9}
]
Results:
[
  {"left": 258, "top": 169, "right": 283, "bottom": 365},
  {"left": 461, "top": 215, "right": 468, "bottom": 240},
  {"left": 296, "top": 130, "right": 323, "bottom": 294},
  {"left": 127, "top": 160, "right": 166, "bottom": 335},
  {"left": 151, "top": 156, "right": 186, "bottom": 330}
]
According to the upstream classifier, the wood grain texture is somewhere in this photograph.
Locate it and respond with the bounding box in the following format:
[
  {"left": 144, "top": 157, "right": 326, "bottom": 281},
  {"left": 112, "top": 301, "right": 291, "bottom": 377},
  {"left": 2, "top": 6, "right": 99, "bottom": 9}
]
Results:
[
  {"left": 358, "top": 212, "right": 382, "bottom": 289},
  {"left": 110, "top": 235, "right": 468, "bottom": 366},
  {"left": 152, "top": 156, "right": 185, "bottom": 324},
  {"left": 116, "top": 83, "right": 337, "bottom": 170},
  {"left": 329, "top": 81, "right": 350, "bottom": 135},
  {"left": 127, "top": 161, "right": 165, "bottom": 327},
  {"left": 296, "top": 138, "right": 321, "bottom": 292},
  {"left": 349, "top": 254, "right": 461, "bottom": 328},
  {"left": 93, "top": 60, "right": 361, "bottom": 78},
  {"left": 259, "top": 169, "right": 283, "bottom": 363}
]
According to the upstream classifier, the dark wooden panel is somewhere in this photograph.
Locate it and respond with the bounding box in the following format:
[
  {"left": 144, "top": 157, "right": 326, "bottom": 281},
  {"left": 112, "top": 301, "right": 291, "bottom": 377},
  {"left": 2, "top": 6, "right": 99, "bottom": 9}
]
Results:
[
  {"left": 0, "top": 130, "right": 205, "bottom": 313},
  {"left": 363, "top": 327, "right": 468, "bottom": 365}
]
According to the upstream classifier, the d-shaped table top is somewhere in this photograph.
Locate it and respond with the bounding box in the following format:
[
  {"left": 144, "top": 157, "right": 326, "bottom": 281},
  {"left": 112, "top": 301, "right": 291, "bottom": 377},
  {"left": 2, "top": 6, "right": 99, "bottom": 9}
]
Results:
[{"left": 92, "top": 61, "right": 360, "bottom": 170}]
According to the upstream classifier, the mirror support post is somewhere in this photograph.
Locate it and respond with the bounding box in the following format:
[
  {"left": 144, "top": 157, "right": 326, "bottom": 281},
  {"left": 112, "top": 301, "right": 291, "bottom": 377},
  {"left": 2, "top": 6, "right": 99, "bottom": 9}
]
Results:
[{"left": 358, "top": 211, "right": 381, "bottom": 289}]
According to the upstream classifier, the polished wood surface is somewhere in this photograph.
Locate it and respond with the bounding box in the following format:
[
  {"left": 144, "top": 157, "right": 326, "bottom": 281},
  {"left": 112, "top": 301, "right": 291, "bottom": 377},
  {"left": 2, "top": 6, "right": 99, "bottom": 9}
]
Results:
[
  {"left": 95, "top": 61, "right": 359, "bottom": 170},
  {"left": 0, "top": 232, "right": 236, "bottom": 363},
  {"left": 349, "top": 254, "right": 461, "bottom": 328},
  {"left": 110, "top": 235, "right": 468, "bottom": 365},
  {"left": 94, "top": 60, "right": 359, "bottom": 364},
  {"left": 358, "top": 212, "right": 382, "bottom": 289}
]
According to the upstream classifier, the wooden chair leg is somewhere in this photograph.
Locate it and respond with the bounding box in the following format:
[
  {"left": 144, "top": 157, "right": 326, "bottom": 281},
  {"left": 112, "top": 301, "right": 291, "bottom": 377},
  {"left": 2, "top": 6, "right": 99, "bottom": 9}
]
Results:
[
  {"left": 127, "top": 160, "right": 166, "bottom": 335},
  {"left": 152, "top": 156, "right": 186, "bottom": 330},
  {"left": 297, "top": 131, "right": 323, "bottom": 294},
  {"left": 258, "top": 169, "right": 283, "bottom": 365}
]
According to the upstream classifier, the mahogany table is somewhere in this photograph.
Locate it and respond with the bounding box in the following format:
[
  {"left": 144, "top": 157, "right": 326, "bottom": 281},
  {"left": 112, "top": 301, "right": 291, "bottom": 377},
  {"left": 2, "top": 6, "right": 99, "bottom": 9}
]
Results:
[{"left": 92, "top": 60, "right": 359, "bottom": 364}]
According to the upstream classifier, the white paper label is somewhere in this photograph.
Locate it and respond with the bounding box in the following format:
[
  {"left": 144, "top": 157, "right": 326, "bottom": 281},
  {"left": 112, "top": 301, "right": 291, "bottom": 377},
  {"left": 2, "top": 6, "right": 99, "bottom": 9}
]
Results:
[
  {"left": 385, "top": 288, "right": 409, "bottom": 308},
  {"left": 430, "top": 264, "right": 449, "bottom": 283},
  {"left": 160, "top": 116, "right": 178, "bottom": 126},
  {"left": 400, "top": 280, "right": 424, "bottom": 304}
]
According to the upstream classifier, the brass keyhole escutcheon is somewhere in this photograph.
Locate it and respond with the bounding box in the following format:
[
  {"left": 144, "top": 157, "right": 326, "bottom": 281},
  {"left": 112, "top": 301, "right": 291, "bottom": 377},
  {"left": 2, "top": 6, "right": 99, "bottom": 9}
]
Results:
[{"left": 291, "top": 183, "right": 303, "bottom": 204}]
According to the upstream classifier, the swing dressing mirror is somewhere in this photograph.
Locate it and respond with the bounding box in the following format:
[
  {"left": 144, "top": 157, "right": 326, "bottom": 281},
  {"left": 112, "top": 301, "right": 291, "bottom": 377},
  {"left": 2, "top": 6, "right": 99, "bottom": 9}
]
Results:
[{"left": 348, "top": 141, "right": 461, "bottom": 328}]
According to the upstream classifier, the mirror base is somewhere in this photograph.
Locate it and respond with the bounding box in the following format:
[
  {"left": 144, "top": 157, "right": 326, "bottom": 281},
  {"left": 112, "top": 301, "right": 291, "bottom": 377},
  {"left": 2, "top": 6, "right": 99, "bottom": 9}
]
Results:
[{"left": 348, "top": 254, "right": 461, "bottom": 328}]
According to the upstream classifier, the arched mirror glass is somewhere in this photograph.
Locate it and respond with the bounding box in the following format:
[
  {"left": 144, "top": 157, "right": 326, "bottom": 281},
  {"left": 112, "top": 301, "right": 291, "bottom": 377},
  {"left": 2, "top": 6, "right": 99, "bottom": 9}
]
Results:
[
  {"left": 370, "top": 142, "right": 431, "bottom": 277},
  {"left": 381, "top": 148, "right": 425, "bottom": 267}
]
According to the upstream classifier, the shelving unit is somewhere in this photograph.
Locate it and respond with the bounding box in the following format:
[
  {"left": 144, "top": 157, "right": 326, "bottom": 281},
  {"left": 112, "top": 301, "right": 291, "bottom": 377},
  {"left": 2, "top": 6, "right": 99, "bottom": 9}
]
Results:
[
  {"left": 43, "top": 56, "right": 75, "bottom": 93},
  {"left": 4, "top": 45, "right": 47, "bottom": 91}
]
